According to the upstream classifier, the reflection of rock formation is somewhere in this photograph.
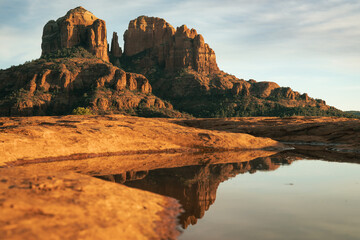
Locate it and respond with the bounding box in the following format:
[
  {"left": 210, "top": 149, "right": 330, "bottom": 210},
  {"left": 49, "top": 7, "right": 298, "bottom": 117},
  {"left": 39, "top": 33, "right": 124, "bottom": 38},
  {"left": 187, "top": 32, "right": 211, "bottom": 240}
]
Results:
[
  {"left": 271, "top": 145, "right": 360, "bottom": 164},
  {"left": 97, "top": 157, "right": 293, "bottom": 229}
]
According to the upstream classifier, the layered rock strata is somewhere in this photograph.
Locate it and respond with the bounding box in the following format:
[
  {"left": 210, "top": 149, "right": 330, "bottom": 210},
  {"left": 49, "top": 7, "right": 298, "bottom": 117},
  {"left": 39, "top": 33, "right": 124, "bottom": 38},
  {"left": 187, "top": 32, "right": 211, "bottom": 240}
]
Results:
[
  {"left": 0, "top": 58, "right": 174, "bottom": 116},
  {"left": 123, "top": 16, "right": 219, "bottom": 74},
  {"left": 0, "top": 7, "right": 181, "bottom": 117},
  {"left": 41, "top": 6, "right": 109, "bottom": 62},
  {"left": 110, "top": 32, "right": 122, "bottom": 58},
  {"left": 120, "top": 16, "right": 332, "bottom": 117}
]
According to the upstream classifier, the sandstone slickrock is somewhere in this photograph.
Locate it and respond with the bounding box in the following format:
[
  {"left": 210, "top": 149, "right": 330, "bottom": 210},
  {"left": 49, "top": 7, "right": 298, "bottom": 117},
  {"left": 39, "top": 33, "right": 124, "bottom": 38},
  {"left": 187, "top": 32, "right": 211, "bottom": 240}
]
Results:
[
  {"left": 41, "top": 6, "right": 109, "bottom": 62},
  {"left": 0, "top": 115, "right": 283, "bottom": 166},
  {"left": 176, "top": 116, "right": 360, "bottom": 150},
  {"left": 0, "top": 168, "right": 181, "bottom": 240}
]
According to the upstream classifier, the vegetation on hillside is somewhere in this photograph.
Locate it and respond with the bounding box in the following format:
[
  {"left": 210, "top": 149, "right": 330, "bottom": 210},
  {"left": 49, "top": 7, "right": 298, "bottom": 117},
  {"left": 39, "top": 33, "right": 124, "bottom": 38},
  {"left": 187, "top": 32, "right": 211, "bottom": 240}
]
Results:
[
  {"left": 169, "top": 95, "right": 358, "bottom": 119},
  {"left": 41, "top": 46, "right": 98, "bottom": 60},
  {"left": 346, "top": 111, "right": 360, "bottom": 116}
]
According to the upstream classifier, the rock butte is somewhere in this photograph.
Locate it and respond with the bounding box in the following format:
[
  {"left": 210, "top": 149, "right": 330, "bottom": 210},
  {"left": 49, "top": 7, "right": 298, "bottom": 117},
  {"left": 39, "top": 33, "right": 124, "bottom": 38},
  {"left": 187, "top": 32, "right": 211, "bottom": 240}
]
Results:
[
  {"left": 0, "top": 6, "right": 346, "bottom": 118},
  {"left": 119, "top": 15, "right": 332, "bottom": 117},
  {"left": 124, "top": 16, "right": 219, "bottom": 74},
  {"left": 42, "top": 6, "right": 109, "bottom": 62},
  {"left": 1, "top": 7, "right": 187, "bottom": 117},
  {"left": 110, "top": 32, "right": 123, "bottom": 67}
]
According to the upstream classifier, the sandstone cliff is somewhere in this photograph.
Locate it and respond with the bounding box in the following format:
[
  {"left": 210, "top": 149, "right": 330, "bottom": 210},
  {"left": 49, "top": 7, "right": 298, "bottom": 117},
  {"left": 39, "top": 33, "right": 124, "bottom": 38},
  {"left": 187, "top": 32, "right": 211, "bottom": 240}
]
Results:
[
  {"left": 120, "top": 16, "right": 339, "bottom": 118},
  {"left": 1, "top": 8, "right": 349, "bottom": 118},
  {"left": 0, "top": 49, "right": 179, "bottom": 117},
  {"left": 42, "top": 7, "right": 109, "bottom": 62},
  {"left": 123, "top": 16, "right": 219, "bottom": 74},
  {"left": 0, "top": 8, "right": 184, "bottom": 117}
]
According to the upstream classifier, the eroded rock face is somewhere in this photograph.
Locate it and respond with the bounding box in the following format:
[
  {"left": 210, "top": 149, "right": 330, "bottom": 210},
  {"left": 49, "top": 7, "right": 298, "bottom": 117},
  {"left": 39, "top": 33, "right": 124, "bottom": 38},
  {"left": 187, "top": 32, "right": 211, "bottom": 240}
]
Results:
[
  {"left": 121, "top": 16, "right": 332, "bottom": 117},
  {"left": 124, "top": 16, "right": 219, "bottom": 74},
  {"left": 41, "top": 7, "right": 109, "bottom": 62},
  {"left": 0, "top": 58, "right": 177, "bottom": 116}
]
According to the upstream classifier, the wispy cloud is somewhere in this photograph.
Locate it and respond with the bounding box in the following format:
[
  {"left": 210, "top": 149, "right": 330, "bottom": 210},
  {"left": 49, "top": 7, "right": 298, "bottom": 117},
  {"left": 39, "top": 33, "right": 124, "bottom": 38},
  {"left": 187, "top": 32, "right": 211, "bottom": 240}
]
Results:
[{"left": 0, "top": 26, "right": 40, "bottom": 67}]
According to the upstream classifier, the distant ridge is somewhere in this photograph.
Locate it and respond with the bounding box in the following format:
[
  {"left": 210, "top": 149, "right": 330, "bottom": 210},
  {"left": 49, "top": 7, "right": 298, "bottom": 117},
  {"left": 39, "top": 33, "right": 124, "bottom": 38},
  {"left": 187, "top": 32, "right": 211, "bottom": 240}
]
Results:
[{"left": 346, "top": 111, "right": 360, "bottom": 116}]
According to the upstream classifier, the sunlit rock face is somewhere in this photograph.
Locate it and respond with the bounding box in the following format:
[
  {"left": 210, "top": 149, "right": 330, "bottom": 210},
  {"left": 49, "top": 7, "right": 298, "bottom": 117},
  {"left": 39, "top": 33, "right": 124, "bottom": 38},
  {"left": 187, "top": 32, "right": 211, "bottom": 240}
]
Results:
[
  {"left": 0, "top": 57, "right": 179, "bottom": 116},
  {"left": 41, "top": 6, "right": 109, "bottom": 62},
  {"left": 110, "top": 32, "right": 122, "bottom": 58},
  {"left": 123, "top": 16, "right": 219, "bottom": 74},
  {"left": 121, "top": 16, "right": 331, "bottom": 118}
]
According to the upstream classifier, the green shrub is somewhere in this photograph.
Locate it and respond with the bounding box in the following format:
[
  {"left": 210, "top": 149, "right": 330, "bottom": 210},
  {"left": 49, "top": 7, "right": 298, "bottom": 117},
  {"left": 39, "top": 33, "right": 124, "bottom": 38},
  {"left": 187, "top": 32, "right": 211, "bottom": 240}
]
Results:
[{"left": 71, "top": 107, "right": 93, "bottom": 115}]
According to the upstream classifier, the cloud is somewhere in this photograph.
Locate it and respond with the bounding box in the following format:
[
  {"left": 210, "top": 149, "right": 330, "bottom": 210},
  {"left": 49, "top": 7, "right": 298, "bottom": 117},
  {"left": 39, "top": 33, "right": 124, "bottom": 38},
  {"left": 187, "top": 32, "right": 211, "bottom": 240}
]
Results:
[{"left": 0, "top": 26, "right": 41, "bottom": 68}]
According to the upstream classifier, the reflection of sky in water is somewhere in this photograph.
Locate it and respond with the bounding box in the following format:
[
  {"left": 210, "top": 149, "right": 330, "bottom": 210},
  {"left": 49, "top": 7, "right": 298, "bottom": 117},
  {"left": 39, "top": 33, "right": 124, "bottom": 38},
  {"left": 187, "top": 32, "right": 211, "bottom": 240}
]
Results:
[{"left": 180, "top": 160, "right": 360, "bottom": 240}]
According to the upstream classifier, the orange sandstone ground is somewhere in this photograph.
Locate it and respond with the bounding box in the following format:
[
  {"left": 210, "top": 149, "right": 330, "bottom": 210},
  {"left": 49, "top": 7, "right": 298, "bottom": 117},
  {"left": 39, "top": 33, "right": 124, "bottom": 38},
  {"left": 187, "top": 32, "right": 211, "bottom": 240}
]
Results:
[
  {"left": 175, "top": 116, "right": 360, "bottom": 149},
  {"left": 1, "top": 115, "right": 358, "bottom": 239},
  {"left": 0, "top": 151, "right": 278, "bottom": 240},
  {"left": 0, "top": 115, "right": 283, "bottom": 240},
  {"left": 0, "top": 115, "right": 282, "bottom": 166},
  {"left": 0, "top": 168, "right": 181, "bottom": 240}
]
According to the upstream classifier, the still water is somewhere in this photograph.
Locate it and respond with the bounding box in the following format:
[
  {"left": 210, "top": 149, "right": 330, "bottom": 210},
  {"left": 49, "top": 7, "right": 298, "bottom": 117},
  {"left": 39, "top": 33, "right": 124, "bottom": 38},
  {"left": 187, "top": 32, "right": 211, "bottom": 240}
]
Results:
[{"left": 98, "top": 157, "right": 360, "bottom": 240}]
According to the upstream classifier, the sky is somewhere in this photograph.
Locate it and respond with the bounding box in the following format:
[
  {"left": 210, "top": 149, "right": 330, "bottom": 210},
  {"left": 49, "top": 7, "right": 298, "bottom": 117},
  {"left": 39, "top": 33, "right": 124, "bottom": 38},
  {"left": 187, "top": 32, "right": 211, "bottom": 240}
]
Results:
[{"left": 0, "top": 0, "right": 359, "bottom": 111}]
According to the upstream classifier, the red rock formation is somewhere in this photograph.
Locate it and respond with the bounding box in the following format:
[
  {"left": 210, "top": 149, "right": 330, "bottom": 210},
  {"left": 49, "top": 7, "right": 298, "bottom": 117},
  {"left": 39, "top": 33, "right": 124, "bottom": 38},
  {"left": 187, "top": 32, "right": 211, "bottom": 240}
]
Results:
[
  {"left": 251, "top": 81, "right": 280, "bottom": 98},
  {"left": 110, "top": 32, "right": 122, "bottom": 58},
  {"left": 124, "top": 16, "right": 219, "bottom": 74},
  {"left": 121, "top": 16, "right": 333, "bottom": 117},
  {"left": 0, "top": 57, "right": 177, "bottom": 116},
  {"left": 41, "top": 7, "right": 109, "bottom": 62},
  {"left": 232, "top": 82, "right": 251, "bottom": 96}
]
